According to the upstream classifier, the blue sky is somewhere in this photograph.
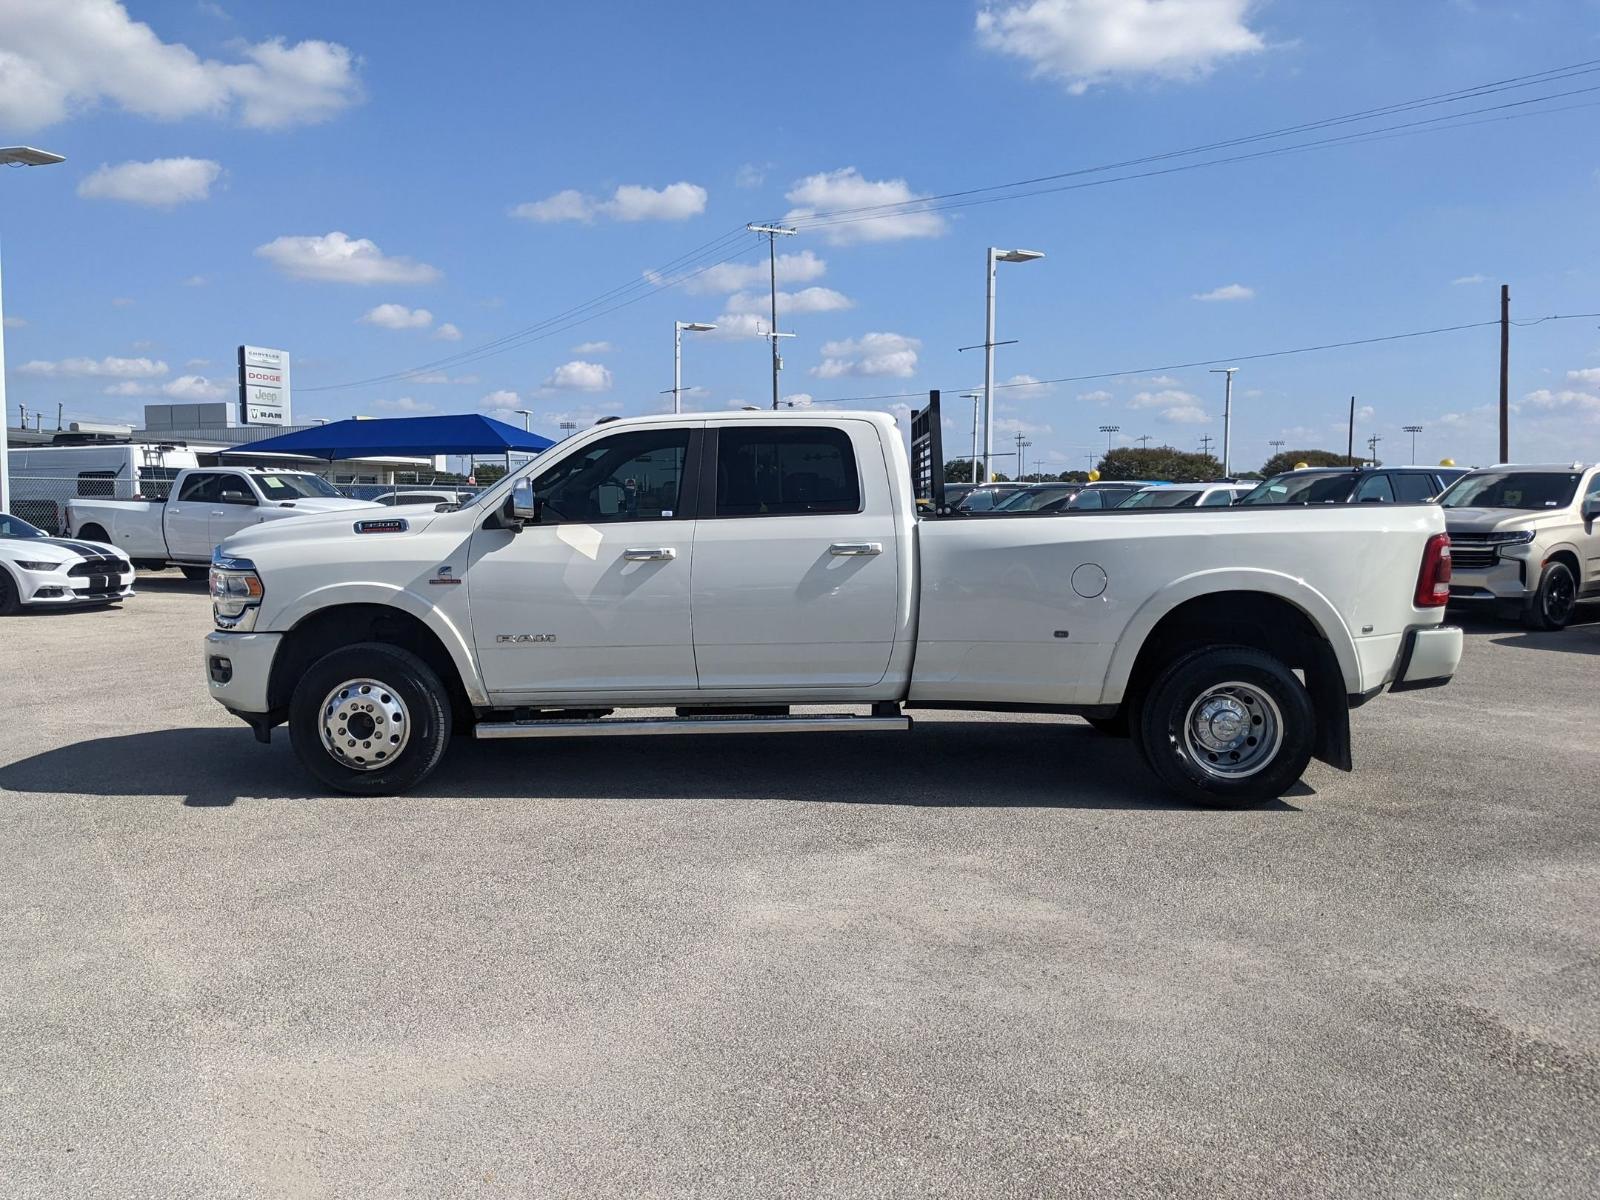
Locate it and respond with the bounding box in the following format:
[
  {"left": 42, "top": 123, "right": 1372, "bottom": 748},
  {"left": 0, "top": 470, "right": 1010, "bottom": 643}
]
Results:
[{"left": 2, "top": 0, "right": 1598, "bottom": 471}]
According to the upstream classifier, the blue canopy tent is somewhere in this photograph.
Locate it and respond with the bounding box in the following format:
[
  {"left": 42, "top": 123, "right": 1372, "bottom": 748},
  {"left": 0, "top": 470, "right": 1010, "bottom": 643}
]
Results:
[{"left": 221, "top": 414, "right": 553, "bottom": 460}]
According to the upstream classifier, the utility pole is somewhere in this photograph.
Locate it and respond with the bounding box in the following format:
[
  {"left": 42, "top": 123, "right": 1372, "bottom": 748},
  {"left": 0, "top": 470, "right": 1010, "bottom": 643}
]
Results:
[
  {"left": 1014, "top": 432, "right": 1031, "bottom": 479},
  {"left": 1347, "top": 396, "right": 1356, "bottom": 466},
  {"left": 1199, "top": 433, "right": 1214, "bottom": 458},
  {"left": 1403, "top": 424, "right": 1423, "bottom": 462},
  {"left": 747, "top": 224, "right": 796, "bottom": 409},
  {"left": 1367, "top": 433, "right": 1382, "bottom": 465},
  {"left": 1209, "top": 367, "right": 1238, "bottom": 476},
  {"left": 1498, "top": 284, "right": 1510, "bottom": 461},
  {"left": 961, "top": 391, "right": 982, "bottom": 483},
  {"left": 982, "top": 248, "right": 1045, "bottom": 481}
]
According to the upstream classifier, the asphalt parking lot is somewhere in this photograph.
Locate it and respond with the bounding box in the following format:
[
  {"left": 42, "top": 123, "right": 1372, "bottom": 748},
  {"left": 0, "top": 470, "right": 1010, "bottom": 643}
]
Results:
[{"left": 3, "top": 575, "right": 1597, "bottom": 1198}]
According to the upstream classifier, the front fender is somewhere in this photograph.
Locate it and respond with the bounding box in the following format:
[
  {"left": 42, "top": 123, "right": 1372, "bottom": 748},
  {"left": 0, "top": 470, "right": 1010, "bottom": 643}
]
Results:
[
  {"left": 1097, "top": 567, "right": 1362, "bottom": 704},
  {"left": 272, "top": 580, "right": 488, "bottom": 705}
]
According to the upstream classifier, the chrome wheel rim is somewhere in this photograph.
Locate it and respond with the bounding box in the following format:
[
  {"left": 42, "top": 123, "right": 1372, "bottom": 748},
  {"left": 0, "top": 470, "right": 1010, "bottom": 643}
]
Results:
[
  {"left": 1182, "top": 681, "right": 1283, "bottom": 780},
  {"left": 319, "top": 678, "right": 409, "bottom": 771}
]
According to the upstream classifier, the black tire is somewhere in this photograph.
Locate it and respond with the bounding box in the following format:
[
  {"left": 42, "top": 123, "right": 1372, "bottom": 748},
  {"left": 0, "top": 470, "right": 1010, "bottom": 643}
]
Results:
[
  {"left": 288, "top": 642, "right": 452, "bottom": 796},
  {"left": 76, "top": 524, "right": 109, "bottom": 543},
  {"left": 0, "top": 567, "right": 21, "bottom": 616},
  {"left": 180, "top": 565, "right": 210, "bottom": 581},
  {"left": 1136, "top": 645, "right": 1315, "bottom": 807},
  {"left": 1085, "top": 711, "right": 1129, "bottom": 737},
  {"left": 1523, "top": 561, "right": 1577, "bottom": 631}
]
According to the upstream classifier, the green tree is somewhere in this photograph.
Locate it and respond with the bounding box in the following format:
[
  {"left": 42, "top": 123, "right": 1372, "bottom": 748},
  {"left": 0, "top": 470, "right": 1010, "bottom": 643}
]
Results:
[
  {"left": 1096, "top": 446, "right": 1223, "bottom": 483},
  {"left": 1259, "top": 448, "right": 1352, "bottom": 476}
]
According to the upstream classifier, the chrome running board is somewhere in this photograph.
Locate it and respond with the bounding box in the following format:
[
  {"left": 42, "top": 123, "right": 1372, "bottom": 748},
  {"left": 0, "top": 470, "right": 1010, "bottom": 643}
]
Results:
[{"left": 474, "top": 713, "right": 911, "bottom": 739}]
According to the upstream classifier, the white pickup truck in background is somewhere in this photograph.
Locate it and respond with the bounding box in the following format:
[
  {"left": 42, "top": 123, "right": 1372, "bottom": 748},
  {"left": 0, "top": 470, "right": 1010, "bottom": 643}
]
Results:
[
  {"left": 202, "top": 406, "right": 1462, "bottom": 806},
  {"left": 69, "top": 466, "right": 378, "bottom": 577}
]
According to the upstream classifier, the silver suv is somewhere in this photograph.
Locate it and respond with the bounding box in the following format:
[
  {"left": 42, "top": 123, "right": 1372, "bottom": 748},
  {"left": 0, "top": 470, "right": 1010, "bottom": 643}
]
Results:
[{"left": 1440, "top": 464, "right": 1600, "bottom": 629}]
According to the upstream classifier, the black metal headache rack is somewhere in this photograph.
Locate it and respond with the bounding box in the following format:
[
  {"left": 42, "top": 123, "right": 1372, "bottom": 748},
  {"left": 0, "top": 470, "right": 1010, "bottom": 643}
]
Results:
[{"left": 910, "top": 389, "right": 948, "bottom": 515}]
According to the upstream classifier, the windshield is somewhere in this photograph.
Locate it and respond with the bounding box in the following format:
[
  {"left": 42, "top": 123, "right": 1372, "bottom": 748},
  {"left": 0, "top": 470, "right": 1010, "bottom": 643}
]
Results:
[
  {"left": 0, "top": 514, "right": 45, "bottom": 539},
  {"left": 996, "top": 487, "right": 1076, "bottom": 511},
  {"left": 1119, "top": 489, "right": 1199, "bottom": 508},
  {"left": 1438, "top": 471, "right": 1581, "bottom": 510},
  {"left": 254, "top": 473, "right": 343, "bottom": 501},
  {"left": 1237, "top": 472, "right": 1358, "bottom": 505}
]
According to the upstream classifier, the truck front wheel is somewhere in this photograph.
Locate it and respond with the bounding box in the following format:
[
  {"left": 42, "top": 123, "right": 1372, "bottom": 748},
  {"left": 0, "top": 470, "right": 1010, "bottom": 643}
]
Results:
[
  {"left": 1134, "top": 645, "right": 1315, "bottom": 807},
  {"left": 288, "top": 643, "right": 452, "bottom": 795}
]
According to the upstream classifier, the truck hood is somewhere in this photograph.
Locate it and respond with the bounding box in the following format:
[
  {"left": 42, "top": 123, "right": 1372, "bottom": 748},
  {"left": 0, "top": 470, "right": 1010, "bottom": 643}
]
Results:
[
  {"left": 1443, "top": 508, "right": 1560, "bottom": 534},
  {"left": 221, "top": 504, "right": 442, "bottom": 555},
  {"left": 264, "top": 496, "right": 380, "bottom": 514}
]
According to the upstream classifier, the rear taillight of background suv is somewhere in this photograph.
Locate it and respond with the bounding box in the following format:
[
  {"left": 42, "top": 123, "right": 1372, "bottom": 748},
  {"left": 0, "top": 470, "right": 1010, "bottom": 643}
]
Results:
[{"left": 1414, "top": 533, "right": 1452, "bottom": 607}]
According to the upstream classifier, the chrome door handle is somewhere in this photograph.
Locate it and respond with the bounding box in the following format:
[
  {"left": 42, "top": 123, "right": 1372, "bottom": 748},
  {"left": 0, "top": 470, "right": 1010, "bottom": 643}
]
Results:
[
  {"left": 623, "top": 547, "right": 677, "bottom": 561},
  {"left": 830, "top": 542, "right": 882, "bottom": 556}
]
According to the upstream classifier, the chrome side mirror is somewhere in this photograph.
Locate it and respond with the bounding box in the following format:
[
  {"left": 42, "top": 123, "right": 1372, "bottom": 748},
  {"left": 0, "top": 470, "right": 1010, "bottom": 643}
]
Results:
[{"left": 511, "top": 478, "right": 541, "bottom": 523}]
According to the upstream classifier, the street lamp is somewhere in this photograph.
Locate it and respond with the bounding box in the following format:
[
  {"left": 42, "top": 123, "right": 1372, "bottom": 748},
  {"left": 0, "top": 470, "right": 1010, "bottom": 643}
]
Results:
[
  {"left": 982, "top": 247, "right": 1044, "bottom": 482},
  {"left": 1209, "top": 367, "right": 1239, "bottom": 477},
  {"left": 0, "top": 146, "right": 66, "bottom": 513},
  {"left": 672, "top": 320, "right": 717, "bottom": 414},
  {"left": 1403, "top": 424, "right": 1423, "bottom": 462},
  {"left": 959, "top": 390, "right": 983, "bottom": 483}
]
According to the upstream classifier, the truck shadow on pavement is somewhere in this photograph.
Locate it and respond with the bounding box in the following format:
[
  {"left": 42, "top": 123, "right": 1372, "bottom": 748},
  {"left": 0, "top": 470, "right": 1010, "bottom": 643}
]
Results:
[
  {"left": 1452, "top": 608, "right": 1600, "bottom": 656},
  {"left": 0, "top": 721, "right": 1306, "bottom": 812}
]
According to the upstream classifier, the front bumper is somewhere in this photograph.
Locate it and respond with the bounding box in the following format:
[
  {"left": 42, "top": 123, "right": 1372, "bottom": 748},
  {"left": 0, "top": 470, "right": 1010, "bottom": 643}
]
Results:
[
  {"left": 204, "top": 629, "right": 282, "bottom": 715},
  {"left": 16, "top": 561, "right": 135, "bottom": 606},
  {"left": 1447, "top": 551, "right": 1532, "bottom": 603},
  {"left": 1390, "top": 625, "right": 1463, "bottom": 693}
]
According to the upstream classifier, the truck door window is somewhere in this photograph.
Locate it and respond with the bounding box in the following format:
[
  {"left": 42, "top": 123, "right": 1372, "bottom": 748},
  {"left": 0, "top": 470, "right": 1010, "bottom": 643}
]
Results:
[
  {"left": 77, "top": 470, "right": 117, "bottom": 497},
  {"left": 217, "top": 475, "right": 257, "bottom": 505},
  {"left": 177, "top": 473, "right": 221, "bottom": 503},
  {"left": 1354, "top": 474, "right": 1395, "bottom": 503},
  {"left": 1392, "top": 473, "right": 1436, "bottom": 502},
  {"left": 531, "top": 428, "right": 689, "bottom": 523},
  {"left": 714, "top": 427, "right": 861, "bottom": 517}
]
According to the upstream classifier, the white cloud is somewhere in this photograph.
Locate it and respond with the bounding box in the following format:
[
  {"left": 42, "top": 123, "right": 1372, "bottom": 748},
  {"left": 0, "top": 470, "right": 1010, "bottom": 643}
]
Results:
[
  {"left": 77, "top": 157, "right": 221, "bottom": 207},
  {"left": 723, "top": 286, "right": 854, "bottom": 316},
  {"left": 1077, "top": 389, "right": 1114, "bottom": 403},
  {"left": 976, "top": 0, "right": 1266, "bottom": 95},
  {"left": 479, "top": 389, "right": 521, "bottom": 414},
  {"left": 1566, "top": 368, "right": 1600, "bottom": 386},
  {"left": 371, "top": 396, "right": 435, "bottom": 414},
  {"left": 1191, "top": 282, "right": 1255, "bottom": 302},
  {"left": 433, "top": 322, "right": 462, "bottom": 341},
  {"left": 185, "top": 358, "right": 210, "bottom": 368},
  {"left": 3, "top": 315, "right": 26, "bottom": 328},
  {"left": 182, "top": 274, "right": 207, "bottom": 287},
  {"left": 103, "top": 373, "right": 226, "bottom": 399},
  {"left": 814, "top": 332, "right": 921, "bottom": 379},
  {"left": 1142, "top": 374, "right": 1182, "bottom": 387},
  {"left": 1452, "top": 273, "right": 1488, "bottom": 286},
  {"left": 512, "top": 181, "right": 707, "bottom": 223},
  {"left": 676, "top": 250, "right": 828, "bottom": 295},
  {"left": 1523, "top": 387, "right": 1600, "bottom": 417},
  {"left": 781, "top": 393, "right": 815, "bottom": 408},
  {"left": 543, "top": 360, "right": 613, "bottom": 392},
  {"left": 704, "top": 313, "right": 767, "bottom": 340},
  {"left": 359, "top": 303, "right": 433, "bottom": 330},
  {"left": 784, "top": 168, "right": 947, "bottom": 244},
  {"left": 22, "top": 355, "right": 168, "bottom": 378},
  {"left": 1130, "top": 387, "right": 1209, "bottom": 423},
  {"left": 571, "top": 340, "right": 615, "bottom": 354},
  {"left": 735, "top": 162, "right": 771, "bottom": 188},
  {"left": 256, "top": 232, "right": 440, "bottom": 285},
  {"left": 1003, "top": 373, "right": 1056, "bottom": 396},
  {"left": 0, "top": 1, "right": 361, "bottom": 132}
]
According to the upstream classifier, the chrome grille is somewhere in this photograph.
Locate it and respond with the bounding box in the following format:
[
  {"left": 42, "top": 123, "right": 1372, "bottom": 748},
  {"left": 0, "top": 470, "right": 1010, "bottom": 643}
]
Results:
[{"left": 1446, "top": 534, "right": 1500, "bottom": 572}]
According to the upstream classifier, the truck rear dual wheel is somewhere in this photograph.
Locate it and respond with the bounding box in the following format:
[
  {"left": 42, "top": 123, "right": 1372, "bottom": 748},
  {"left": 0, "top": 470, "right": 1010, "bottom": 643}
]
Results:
[
  {"left": 288, "top": 643, "right": 452, "bottom": 795},
  {"left": 1134, "top": 645, "right": 1315, "bottom": 807}
]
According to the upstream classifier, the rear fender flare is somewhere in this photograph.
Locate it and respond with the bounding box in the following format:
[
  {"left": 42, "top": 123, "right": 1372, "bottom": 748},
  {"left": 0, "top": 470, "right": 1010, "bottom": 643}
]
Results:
[{"left": 1098, "top": 568, "right": 1361, "bottom": 705}]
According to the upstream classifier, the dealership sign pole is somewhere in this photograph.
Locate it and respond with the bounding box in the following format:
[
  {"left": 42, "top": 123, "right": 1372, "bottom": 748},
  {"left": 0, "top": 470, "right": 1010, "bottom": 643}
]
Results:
[{"left": 238, "top": 346, "right": 292, "bottom": 426}]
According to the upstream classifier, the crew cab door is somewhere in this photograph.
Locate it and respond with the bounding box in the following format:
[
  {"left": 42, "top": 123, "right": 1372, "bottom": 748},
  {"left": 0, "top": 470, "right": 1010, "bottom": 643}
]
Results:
[
  {"left": 165, "top": 472, "right": 221, "bottom": 558},
  {"left": 210, "top": 473, "right": 263, "bottom": 549},
  {"left": 690, "top": 420, "right": 899, "bottom": 689},
  {"left": 467, "top": 425, "right": 699, "bottom": 698}
]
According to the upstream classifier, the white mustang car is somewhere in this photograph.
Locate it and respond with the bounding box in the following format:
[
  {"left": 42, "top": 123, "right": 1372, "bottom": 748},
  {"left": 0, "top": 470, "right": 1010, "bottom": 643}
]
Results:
[{"left": 0, "top": 512, "right": 135, "bottom": 615}]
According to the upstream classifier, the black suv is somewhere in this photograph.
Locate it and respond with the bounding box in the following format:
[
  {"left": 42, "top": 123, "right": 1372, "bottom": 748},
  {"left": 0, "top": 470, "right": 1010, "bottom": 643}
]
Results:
[{"left": 1237, "top": 466, "right": 1466, "bottom": 506}]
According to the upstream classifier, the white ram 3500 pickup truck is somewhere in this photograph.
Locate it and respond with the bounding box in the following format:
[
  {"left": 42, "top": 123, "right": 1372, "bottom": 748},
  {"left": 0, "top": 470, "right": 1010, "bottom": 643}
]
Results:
[
  {"left": 69, "top": 466, "right": 378, "bottom": 576},
  {"left": 203, "top": 408, "right": 1462, "bottom": 805}
]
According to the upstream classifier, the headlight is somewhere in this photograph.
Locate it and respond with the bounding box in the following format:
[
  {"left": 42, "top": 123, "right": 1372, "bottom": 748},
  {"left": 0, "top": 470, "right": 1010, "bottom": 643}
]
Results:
[
  {"left": 15, "top": 560, "right": 63, "bottom": 572},
  {"left": 1485, "top": 531, "right": 1537, "bottom": 547},
  {"left": 210, "top": 552, "right": 265, "bottom": 631}
]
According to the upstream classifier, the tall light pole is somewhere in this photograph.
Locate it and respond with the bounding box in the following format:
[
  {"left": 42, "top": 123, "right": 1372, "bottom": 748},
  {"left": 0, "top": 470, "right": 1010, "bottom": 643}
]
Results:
[
  {"left": 559, "top": 421, "right": 577, "bottom": 440},
  {"left": 983, "top": 247, "right": 1044, "bottom": 481},
  {"left": 1403, "top": 424, "right": 1423, "bottom": 462},
  {"left": 1209, "top": 367, "right": 1238, "bottom": 477},
  {"left": 748, "top": 223, "right": 796, "bottom": 409},
  {"left": 1269, "top": 438, "right": 1285, "bottom": 456},
  {"left": 1014, "top": 433, "right": 1031, "bottom": 479},
  {"left": 960, "top": 391, "right": 983, "bottom": 482},
  {"left": 672, "top": 320, "right": 717, "bottom": 414},
  {"left": 1098, "top": 424, "right": 1120, "bottom": 455},
  {"left": 513, "top": 408, "right": 533, "bottom": 432},
  {"left": 0, "top": 145, "right": 66, "bottom": 513}
]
